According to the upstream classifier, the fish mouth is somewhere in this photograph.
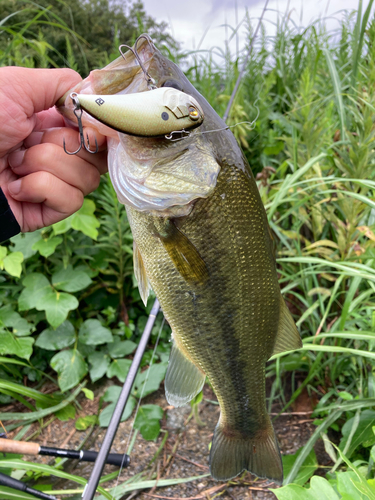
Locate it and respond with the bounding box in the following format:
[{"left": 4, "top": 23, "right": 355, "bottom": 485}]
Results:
[
  {"left": 56, "top": 34, "right": 169, "bottom": 131},
  {"left": 57, "top": 34, "right": 220, "bottom": 216}
]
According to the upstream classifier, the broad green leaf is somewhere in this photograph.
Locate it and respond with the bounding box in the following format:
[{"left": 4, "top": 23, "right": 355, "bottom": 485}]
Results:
[
  {"left": 134, "top": 404, "right": 164, "bottom": 441},
  {"left": 99, "top": 396, "right": 136, "bottom": 427},
  {"left": 81, "top": 388, "right": 94, "bottom": 400},
  {"left": 103, "top": 385, "right": 122, "bottom": 403},
  {"left": 32, "top": 236, "right": 63, "bottom": 257},
  {"left": 50, "top": 349, "right": 87, "bottom": 392},
  {"left": 52, "top": 265, "right": 92, "bottom": 293},
  {"left": 10, "top": 231, "right": 41, "bottom": 259},
  {"left": 337, "top": 471, "right": 370, "bottom": 500},
  {"left": 0, "top": 305, "right": 33, "bottom": 337},
  {"left": 271, "top": 476, "right": 340, "bottom": 500},
  {"left": 0, "top": 247, "right": 6, "bottom": 262},
  {"left": 71, "top": 199, "right": 100, "bottom": 240},
  {"left": 18, "top": 273, "right": 51, "bottom": 311},
  {"left": 340, "top": 410, "right": 375, "bottom": 457},
  {"left": 108, "top": 340, "right": 137, "bottom": 358},
  {"left": 282, "top": 447, "right": 318, "bottom": 486},
  {"left": 55, "top": 403, "right": 76, "bottom": 421},
  {"left": 52, "top": 216, "right": 72, "bottom": 235},
  {"left": 133, "top": 363, "right": 168, "bottom": 398},
  {"left": 3, "top": 252, "right": 23, "bottom": 277},
  {"left": 76, "top": 415, "right": 97, "bottom": 430},
  {"left": 79, "top": 319, "right": 113, "bottom": 345},
  {"left": 88, "top": 351, "right": 111, "bottom": 383},
  {"left": 106, "top": 359, "right": 132, "bottom": 382},
  {"left": 36, "top": 289, "right": 79, "bottom": 328},
  {"left": 0, "top": 331, "right": 34, "bottom": 360},
  {"left": 35, "top": 321, "right": 75, "bottom": 350}
]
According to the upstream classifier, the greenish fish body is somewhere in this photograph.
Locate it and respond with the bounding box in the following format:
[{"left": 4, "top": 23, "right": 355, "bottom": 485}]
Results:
[{"left": 57, "top": 34, "right": 302, "bottom": 483}]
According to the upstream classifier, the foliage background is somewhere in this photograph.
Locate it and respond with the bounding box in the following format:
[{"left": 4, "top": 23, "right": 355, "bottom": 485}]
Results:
[{"left": 2, "top": 0, "right": 375, "bottom": 498}]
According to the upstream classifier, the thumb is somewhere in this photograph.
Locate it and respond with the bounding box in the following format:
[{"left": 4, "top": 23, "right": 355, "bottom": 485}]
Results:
[{"left": 1, "top": 67, "right": 82, "bottom": 115}]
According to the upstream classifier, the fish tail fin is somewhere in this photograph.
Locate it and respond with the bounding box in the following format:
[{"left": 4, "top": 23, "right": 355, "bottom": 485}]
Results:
[{"left": 209, "top": 420, "right": 283, "bottom": 484}]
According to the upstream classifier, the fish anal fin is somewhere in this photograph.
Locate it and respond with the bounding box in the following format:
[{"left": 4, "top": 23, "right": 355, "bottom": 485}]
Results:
[
  {"left": 165, "top": 342, "right": 206, "bottom": 407},
  {"left": 133, "top": 241, "right": 151, "bottom": 306},
  {"left": 210, "top": 421, "right": 283, "bottom": 483},
  {"left": 158, "top": 221, "right": 209, "bottom": 285},
  {"left": 272, "top": 299, "right": 302, "bottom": 357}
]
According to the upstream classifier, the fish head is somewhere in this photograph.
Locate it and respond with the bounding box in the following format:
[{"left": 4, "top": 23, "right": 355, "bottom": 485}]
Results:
[{"left": 57, "top": 34, "right": 227, "bottom": 215}]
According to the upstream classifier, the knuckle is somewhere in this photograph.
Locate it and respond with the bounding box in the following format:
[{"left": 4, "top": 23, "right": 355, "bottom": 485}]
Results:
[
  {"left": 34, "top": 170, "right": 53, "bottom": 190},
  {"left": 71, "top": 189, "right": 84, "bottom": 212},
  {"left": 30, "top": 142, "right": 58, "bottom": 166}
]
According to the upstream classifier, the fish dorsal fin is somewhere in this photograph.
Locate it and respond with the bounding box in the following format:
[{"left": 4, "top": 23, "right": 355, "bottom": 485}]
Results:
[
  {"left": 271, "top": 299, "right": 302, "bottom": 357},
  {"left": 133, "top": 240, "right": 151, "bottom": 306},
  {"left": 158, "top": 221, "right": 209, "bottom": 285},
  {"left": 165, "top": 342, "right": 206, "bottom": 407}
]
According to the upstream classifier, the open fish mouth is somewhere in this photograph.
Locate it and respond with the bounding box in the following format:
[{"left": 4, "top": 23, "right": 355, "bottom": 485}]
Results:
[
  {"left": 57, "top": 35, "right": 162, "bottom": 134},
  {"left": 57, "top": 34, "right": 220, "bottom": 216}
]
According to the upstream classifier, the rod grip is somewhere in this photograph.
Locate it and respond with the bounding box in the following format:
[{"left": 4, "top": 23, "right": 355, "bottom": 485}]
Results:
[
  {"left": 81, "top": 450, "right": 130, "bottom": 467},
  {"left": 0, "top": 438, "right": 39, "bottom": 455}
]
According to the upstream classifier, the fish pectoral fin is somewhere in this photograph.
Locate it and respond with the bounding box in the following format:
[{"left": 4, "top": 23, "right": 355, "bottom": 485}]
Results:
[
  {"left": 210, "top": 421, "right": 283, "bottom": 483},
  {"left": 165, "top": 342, "right": 206, "bottom": 407},
  {"left": 133, "top": 240, "right": 151, "bottom": 306},
  {"left": 158, "top": 221, "right": 209, "bottom": 285},
  {"left": 271, "top": 299, "right": 302, "bottom": 357}
]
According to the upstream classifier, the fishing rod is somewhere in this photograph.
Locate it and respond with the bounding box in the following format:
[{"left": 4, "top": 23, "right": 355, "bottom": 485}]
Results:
[
  {"left": 0, "top": 438, "right": 130, "bottom": 467},
  {"left": 0, "top": 471, "right": 57, "bottom": 500},
  {"left": 81, "top": 6, "right": 269, "bottom": 498},
  {"left": 82, "top": 299, "right": 160, "bottom": 500}
]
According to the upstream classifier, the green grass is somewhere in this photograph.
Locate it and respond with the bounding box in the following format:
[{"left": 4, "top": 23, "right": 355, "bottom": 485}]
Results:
[{"left": 2, "top": 0, "right": 375, "bottom": 495}]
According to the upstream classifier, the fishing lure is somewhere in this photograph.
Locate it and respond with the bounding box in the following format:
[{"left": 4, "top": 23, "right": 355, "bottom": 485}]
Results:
[{"left": 69, "top": 87, "right": 203, "bottom": 137}]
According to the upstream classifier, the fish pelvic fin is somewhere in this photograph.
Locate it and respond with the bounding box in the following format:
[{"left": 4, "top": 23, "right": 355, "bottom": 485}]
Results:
[
  {"left": 157, "top": 221, "right": 209, "bottom": 285},
  {"left": 133, "top": 240, "right": 151, "bottom": 306},
  {"left": 165, "top": 341, "right": 206, "bottom": 407},
  {"left": 210, "top": 421, "right": 283, "bottom": 484},
  {"left": 271, "top": 298, "right": 302, "bottom": 357}
]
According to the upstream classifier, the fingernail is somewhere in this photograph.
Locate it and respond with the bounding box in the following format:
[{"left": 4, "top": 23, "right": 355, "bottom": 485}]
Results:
[
  {"left": 8, "top": 179, "right": 22, "bottom": 195},
  {"left": 8, "top": 150, "right": 25, "bottom": 168}
]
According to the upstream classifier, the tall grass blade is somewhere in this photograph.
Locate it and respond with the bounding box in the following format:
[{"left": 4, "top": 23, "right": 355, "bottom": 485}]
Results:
[
  {"left": 284, "top": 410, "right": 342, "bottom": 484},
  {"left": 0, "top": 460, "right": 112, "bottom": 500},
  {"left": 323, "top": 48, "right": 346, "bottom": 141},
  {"left": 351, "top": 0, "right": 375, "bottom": 87}
]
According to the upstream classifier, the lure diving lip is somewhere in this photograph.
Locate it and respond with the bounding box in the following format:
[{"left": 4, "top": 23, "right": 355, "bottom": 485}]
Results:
[{"left": 72, "top": 86, "right": 204, "bottom": 137}]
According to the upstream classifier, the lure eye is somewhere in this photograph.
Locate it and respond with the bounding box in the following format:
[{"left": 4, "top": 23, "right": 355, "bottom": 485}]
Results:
[
  {"left": 189, "top": 106, "right": 200, "bottom": 121},
  {"left": 161, "top": 112, "right": 169, "bottom": 121}
]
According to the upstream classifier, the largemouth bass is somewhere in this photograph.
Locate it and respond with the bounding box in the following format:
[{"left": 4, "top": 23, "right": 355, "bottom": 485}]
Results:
[{"left": 57, "top": 34, "right": 302, "bottom": 483}]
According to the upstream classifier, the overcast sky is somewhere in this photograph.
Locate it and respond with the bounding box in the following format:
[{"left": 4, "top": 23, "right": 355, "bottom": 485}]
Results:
[{"left": 142, "top": 0, "right": 374, "bottom": 55}]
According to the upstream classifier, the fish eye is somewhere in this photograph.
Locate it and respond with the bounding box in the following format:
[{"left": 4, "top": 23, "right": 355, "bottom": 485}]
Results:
[{"left": 162, "top": 80, "right": 183, "bottom": 91}]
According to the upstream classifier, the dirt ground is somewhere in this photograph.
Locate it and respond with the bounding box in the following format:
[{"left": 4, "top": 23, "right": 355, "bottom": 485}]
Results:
[{"left": 3, "top": 378, "right": 331, "bottom": 500}]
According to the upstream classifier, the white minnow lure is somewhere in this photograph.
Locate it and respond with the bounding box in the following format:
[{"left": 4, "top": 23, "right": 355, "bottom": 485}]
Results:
[{"left": 73, "top": 87, "right": 204, "bottom": 137}]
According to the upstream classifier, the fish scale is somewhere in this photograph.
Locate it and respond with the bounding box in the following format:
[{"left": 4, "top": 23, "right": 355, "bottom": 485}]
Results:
[{"left": 127, "top": 157, "right": 282, "bottom": 471}]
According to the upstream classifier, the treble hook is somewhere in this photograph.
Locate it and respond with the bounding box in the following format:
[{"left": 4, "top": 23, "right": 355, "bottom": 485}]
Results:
[
  {"left": 119, "top": 35, "right": 157, "bottom": 90},
  {"left": 63, "top": 93, "right": 99, "bottom": 155}
]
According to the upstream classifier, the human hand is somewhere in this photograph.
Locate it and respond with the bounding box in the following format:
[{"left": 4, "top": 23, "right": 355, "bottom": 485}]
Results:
[{"left": 0, "top": 66, "right": 108, "bottom": 232}]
